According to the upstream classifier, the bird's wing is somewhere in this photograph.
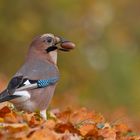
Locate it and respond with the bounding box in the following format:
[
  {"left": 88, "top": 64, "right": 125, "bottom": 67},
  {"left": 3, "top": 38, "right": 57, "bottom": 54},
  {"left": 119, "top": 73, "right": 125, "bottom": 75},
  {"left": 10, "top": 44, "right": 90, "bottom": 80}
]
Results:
[
  {"left": 7, "top": 75, "right": 25, "bottom": 93},
  {"left": 0, "top": 75, "right": 25, "bottom": 103},
  {"left": 0, "top": 75, "right": 59, "bottom": 103}
]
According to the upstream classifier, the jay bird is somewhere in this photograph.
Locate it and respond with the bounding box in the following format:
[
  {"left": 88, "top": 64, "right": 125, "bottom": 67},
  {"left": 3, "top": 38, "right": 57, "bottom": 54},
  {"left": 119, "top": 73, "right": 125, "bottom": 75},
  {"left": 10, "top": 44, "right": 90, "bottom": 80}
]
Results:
[{"left": 0, "top": 33, "right": 75, "bottom": 118}]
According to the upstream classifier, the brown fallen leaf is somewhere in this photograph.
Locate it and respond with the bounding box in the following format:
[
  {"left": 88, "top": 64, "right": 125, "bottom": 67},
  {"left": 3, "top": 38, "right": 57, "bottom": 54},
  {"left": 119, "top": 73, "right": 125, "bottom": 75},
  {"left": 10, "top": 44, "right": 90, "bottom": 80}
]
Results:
[
  {"left": 0, "top": 106, "right": 11, "bottom": 118},
  {"left": 55, "top": 122, "right": 81, "bottom": 135},
  {"left": 0, "top": 105, "right": 139, "bottom": 140},
  {"left": 25, "top": 128, "right": 57, "bottom": 140},
  {"left": 98, "top": 127, "right": 116, "bottom": 140}
]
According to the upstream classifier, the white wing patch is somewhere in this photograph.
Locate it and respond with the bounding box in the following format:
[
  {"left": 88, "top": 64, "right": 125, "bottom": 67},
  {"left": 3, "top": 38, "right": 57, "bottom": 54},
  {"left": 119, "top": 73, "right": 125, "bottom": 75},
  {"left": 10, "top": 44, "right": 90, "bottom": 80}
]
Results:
[
  {"left": 24, "top": 80, "right": 31, "bottom": 85},
  {"left": 12, "top": 91, "right": 31, "bottom": 103},
  {"left": 16, "top": 79, "right": 38, "bottom": 91}
]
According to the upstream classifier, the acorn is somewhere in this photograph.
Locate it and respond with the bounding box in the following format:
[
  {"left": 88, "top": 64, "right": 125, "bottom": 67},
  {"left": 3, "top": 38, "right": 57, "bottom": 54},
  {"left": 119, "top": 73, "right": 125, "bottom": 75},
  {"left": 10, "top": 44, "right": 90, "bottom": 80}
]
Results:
[
  {"left": 61, "top": 41, "right": 76, "bottom": 50},
  {"left": 55, "top": 36, "right": 75, "bottom": 51}
]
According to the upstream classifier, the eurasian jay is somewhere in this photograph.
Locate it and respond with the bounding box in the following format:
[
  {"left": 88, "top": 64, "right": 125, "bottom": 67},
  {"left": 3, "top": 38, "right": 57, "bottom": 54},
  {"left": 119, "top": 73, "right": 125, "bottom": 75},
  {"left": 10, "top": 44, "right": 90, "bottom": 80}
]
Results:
[{"left": 0, "top": 33, "right": 75, "bottom": 118}]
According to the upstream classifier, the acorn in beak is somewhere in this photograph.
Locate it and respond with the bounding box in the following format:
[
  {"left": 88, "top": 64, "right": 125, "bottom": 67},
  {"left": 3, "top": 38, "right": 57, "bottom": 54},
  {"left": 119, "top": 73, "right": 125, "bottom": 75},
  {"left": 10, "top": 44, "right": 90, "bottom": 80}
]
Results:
[{"left": 55, "top": 36, "right": 76, "bottom": 52}]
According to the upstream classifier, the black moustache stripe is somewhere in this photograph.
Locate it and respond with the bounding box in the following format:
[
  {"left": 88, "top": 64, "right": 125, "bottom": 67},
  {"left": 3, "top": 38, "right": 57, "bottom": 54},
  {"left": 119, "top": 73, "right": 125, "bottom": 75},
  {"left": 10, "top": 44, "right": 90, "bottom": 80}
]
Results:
[{"left": 46, "top": 45, "right": 57, "bottom": 53}]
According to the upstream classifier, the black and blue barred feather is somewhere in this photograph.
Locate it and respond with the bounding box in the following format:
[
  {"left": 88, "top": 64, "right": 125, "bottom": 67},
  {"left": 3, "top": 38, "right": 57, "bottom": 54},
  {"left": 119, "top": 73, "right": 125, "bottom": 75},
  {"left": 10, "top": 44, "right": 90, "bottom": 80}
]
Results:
[{"left": 37, "top": 77, "right": 59, "bottom": 88}]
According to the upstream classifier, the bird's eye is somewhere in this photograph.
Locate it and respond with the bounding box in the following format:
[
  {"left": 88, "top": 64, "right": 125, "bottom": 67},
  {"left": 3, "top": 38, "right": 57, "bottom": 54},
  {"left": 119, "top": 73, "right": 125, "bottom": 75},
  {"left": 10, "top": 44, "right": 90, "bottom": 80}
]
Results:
[{"left": 46, "top": 37, "right": 53, "bottom": 43}]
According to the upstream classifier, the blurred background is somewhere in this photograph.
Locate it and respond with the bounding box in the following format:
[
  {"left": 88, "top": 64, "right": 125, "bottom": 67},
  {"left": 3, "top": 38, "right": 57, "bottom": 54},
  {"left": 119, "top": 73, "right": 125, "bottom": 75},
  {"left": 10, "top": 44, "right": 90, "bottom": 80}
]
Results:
[{"left": 0, "top": 0, "right": 140, "bottom": 132}]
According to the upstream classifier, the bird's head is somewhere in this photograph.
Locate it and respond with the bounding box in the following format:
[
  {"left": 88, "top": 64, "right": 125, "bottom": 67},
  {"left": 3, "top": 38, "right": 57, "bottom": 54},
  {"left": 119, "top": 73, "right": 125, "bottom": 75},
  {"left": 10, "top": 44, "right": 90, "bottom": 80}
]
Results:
[{"left": 29, "top": 33, "right": 75, "bottom": 64}]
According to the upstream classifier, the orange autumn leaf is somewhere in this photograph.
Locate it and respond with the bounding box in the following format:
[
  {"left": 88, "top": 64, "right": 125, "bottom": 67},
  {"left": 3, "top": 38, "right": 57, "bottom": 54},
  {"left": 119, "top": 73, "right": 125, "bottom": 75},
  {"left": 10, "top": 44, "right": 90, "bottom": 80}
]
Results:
[
  {"left": 79, "top": 124, "right": 98, "bottom": 136},
  {"left": 0, "top": 105, "right": 139, "bottom": 139},
  {"left": 22, "top": 112, "right": 35, "bottom": 123},
  {"left": 0, "top": 106, "right": 11, "bottom": 117},
  {"left": 70, "top": 108, "right": 105, "bottom": 125},
  {"left": 98, "top": 127, "right": 116, "bottom": 139},
  {"left": 28, "top": 116, "right": 43, "bottom": 128},
  {"left": 25, "top": 128, "right": 57, "bottom": 140},
  {"left": 55, "top": 122, "right": 80, "bottom": 135},
  {"left": 45, "top": 120, "right": 56, "bottom": 130},
  {"left": 115, "top": 123, "right": 130, "bottom": 133},
  {"left": 55, "top": 108, "right": 72, "bottom": 123}
]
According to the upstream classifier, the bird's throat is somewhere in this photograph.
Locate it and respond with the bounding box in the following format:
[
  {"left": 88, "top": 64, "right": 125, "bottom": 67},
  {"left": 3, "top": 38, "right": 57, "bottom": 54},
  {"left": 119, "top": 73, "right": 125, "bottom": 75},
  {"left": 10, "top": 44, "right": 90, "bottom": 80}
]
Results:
[{"left": 48, "top": 51, "right": 58, "bottom": 64}]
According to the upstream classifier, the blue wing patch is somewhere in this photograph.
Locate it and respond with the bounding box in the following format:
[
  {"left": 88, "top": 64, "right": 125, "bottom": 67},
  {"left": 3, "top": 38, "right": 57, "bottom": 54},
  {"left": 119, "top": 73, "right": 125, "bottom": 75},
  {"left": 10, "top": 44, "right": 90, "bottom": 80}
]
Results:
[{"left": 37, "top": 77, "right": 59, "bottom": 88}]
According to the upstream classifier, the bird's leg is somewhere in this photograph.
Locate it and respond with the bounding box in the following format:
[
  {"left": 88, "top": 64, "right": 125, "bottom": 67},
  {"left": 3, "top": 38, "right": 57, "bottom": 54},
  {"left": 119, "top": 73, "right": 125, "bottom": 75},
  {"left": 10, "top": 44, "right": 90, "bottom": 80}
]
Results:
[{"left": 40, "top": 110, "right": 47, "bottom": 120}]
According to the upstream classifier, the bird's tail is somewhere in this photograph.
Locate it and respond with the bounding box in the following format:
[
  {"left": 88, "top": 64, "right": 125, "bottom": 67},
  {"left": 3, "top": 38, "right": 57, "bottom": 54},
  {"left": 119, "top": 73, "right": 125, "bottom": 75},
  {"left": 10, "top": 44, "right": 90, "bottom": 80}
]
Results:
[{"left": 0, "top": 90, "right": 19, "bottom": 103}]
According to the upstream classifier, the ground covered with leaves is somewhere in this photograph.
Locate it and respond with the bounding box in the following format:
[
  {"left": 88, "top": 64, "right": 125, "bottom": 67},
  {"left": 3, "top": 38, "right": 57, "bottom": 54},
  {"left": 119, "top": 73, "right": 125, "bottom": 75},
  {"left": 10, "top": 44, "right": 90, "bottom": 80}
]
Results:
[{"left": 0, "top": 105, "right": 139, "bottom": 140}]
